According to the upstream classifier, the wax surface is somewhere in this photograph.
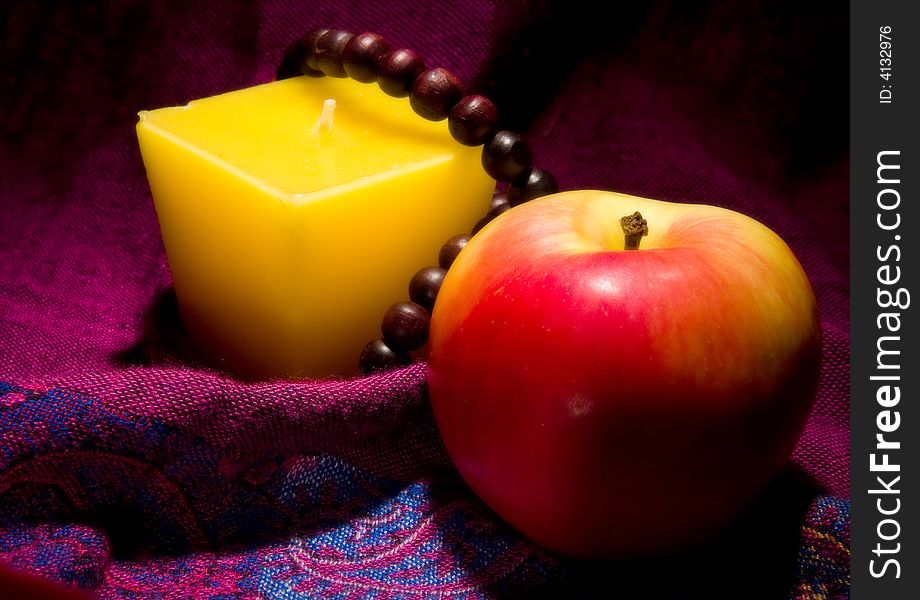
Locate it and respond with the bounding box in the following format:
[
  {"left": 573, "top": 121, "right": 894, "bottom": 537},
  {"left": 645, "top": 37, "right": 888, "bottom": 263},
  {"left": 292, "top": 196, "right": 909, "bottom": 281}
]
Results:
[{"left": 137, "top": 76, "right": 494, "bottom": 379}]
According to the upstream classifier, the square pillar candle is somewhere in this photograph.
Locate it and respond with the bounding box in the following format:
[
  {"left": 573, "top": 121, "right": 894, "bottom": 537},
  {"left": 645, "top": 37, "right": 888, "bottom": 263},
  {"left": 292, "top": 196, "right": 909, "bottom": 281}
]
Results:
[{"left": 137, "top": 76, "right": 494, "bottom": 379}]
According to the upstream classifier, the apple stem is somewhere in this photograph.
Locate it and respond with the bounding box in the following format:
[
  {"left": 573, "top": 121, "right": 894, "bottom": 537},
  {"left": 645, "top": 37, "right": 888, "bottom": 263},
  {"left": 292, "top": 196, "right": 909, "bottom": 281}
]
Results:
[{"left": 620, "top": 212, "right": 648, "bottom": 250}]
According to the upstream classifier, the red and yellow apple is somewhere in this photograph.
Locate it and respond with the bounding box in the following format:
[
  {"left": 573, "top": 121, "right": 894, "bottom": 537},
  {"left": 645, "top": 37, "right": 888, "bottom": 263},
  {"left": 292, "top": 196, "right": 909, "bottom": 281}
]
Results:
[{"left": 428, "top": 190, "right": 821, "bottom": 558}]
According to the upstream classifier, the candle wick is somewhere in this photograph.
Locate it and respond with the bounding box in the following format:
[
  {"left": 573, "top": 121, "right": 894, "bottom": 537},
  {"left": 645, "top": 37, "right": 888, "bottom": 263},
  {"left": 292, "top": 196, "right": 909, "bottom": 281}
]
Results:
[{"left": 315, "top": 98, "right": 336, "bottom": 133}]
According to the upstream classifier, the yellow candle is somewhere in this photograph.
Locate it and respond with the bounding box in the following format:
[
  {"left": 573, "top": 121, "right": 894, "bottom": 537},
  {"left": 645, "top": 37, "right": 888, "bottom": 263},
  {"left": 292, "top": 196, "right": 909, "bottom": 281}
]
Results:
[{"left": 136, "top": 76, "right": 494, "bottom": 379}]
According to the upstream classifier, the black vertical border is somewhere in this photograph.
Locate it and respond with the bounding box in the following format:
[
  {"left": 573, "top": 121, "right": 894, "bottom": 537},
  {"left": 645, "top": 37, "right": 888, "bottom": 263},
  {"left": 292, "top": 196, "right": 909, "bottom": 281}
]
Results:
[{"left": 851, "top": 0, "right": 919, "bottom": 597}]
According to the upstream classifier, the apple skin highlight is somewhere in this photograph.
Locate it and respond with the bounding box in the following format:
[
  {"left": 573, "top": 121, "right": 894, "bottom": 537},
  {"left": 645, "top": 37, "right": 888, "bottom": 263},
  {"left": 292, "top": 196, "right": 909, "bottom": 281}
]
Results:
[{"left": 428, "top": 190, "right": 821, "bottom": 558}]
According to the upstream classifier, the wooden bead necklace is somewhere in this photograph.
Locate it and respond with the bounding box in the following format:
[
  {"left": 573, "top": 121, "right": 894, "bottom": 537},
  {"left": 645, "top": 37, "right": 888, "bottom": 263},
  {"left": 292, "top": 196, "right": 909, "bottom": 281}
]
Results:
[{"left": 278, "top": 28, "right": 560, "bottom": 374}]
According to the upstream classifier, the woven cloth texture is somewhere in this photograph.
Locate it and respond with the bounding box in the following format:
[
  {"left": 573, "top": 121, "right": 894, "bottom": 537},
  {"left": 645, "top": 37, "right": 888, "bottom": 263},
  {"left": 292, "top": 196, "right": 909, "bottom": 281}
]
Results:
[{"left": 1, "top": 1, "right": 848, "bottom": 598}]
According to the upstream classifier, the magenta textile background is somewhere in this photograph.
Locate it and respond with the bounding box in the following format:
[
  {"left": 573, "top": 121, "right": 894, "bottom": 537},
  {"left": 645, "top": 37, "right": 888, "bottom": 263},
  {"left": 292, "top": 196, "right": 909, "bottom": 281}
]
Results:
[{"left": 1, "top": 1, "right": 848, "bottom": 598}]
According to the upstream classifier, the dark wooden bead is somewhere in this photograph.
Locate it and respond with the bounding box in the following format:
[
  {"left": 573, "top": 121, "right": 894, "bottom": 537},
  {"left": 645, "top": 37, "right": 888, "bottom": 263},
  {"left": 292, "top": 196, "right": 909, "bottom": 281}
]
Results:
[
  {"left": 342, "top": 32, "right": 390, "bottom": 83},
  {"left": 508, "top": 168, "right": 559, "bottom": 206},
  {"left": 471, "top": 193, "right": 512, "bottom": 234},
  {"left": 315, "top": 30, "right": 354, "bottom": 77},
  {"left": 482, "top": 131, "right": 532, "bottom": 182},
  {"left": 301, "top": 28, "right": 330, "bottom": 73},
  {"left": 382, "top": 301, "right": 430, "bottom": 351},
  {"left": 489, "top": 190, "right": 511, "bottom": 213},
  {"left": 277, "top": 37, "right": 310, "bottom": 79},
  {"left": 438, "top": 234, "right": 470, "bottom": 270},
  {"left": 409, "top": 266, "right": 447, "bottom": 312},
  {"left": 377, "top": 48, "right": 426, "bottom": 97},
  {"left": 359, "top": 339, "right": 408, "bottom": 374},
  {"left": 409, "top": 68, "right": 464, "bottom": 121},
  {"left": 448, "top": 95, "right": 499, "bottom": 146}
]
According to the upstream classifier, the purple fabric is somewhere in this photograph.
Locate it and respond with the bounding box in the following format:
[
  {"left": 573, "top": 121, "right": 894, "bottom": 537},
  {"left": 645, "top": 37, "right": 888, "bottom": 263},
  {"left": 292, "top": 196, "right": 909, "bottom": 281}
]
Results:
[{"left": 1, "top": 1, "right": 848, "bottom": 598}]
